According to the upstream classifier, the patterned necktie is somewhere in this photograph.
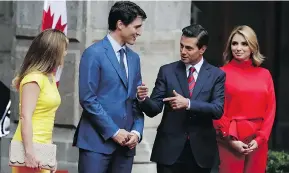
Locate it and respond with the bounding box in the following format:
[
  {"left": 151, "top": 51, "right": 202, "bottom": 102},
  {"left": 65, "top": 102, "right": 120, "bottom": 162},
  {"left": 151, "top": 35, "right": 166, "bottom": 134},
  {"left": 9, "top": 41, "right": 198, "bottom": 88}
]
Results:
[
  {"left": 188, "top": 67, "right": 196, "bottom": 97},
  {"left": 119, "top": 48, "right": 128, "bottom": 83}
]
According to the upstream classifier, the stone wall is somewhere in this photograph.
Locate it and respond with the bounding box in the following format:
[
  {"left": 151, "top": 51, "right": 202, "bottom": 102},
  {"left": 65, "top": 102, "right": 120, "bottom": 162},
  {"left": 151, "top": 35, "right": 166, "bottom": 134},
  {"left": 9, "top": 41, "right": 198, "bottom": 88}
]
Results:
[{"left": 0, "top": 1, "right": 13, "bottom": 86}]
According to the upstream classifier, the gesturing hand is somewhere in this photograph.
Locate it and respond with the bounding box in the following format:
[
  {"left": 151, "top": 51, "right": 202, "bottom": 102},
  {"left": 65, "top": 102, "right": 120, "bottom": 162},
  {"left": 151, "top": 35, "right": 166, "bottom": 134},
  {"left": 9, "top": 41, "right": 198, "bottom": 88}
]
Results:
[
  {"left": 163, "top": 90, "right": 189, "bottom": 110},
  {"left": 137, "top": 83, "right": 149, "bottom": 101}
]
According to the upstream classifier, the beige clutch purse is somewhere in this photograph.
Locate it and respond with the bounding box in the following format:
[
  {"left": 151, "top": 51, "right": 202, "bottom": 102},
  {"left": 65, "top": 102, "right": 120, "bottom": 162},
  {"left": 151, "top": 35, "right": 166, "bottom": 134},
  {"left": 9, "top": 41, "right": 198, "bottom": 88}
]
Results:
[{"left": 9, "top": 140, "right": 57, "bottom": 170}]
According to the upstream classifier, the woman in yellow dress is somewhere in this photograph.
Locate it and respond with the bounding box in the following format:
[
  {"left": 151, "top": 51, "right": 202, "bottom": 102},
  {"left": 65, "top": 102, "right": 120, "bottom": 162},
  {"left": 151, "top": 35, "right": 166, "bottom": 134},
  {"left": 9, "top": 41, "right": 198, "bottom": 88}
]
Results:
[{"left": 11, "top": 29, "right": 68, "bottom": 173}]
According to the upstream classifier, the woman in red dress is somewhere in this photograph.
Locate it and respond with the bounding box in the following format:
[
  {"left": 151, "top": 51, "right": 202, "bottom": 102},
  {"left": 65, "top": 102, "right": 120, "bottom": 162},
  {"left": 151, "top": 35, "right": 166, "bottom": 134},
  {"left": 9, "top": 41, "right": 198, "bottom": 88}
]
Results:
[{"left": 213, "top": 25, "right": 276, "bottom": 173}]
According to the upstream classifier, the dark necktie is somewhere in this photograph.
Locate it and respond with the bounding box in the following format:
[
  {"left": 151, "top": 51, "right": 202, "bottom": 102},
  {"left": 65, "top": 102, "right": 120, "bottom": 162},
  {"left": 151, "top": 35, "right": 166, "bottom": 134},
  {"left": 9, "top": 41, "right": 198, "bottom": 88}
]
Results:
[
  {"left": 188, "top": 67, "right": 196, "bottom": 97},
  {"left": 119, "top": 48, "right": 128, "bottom": 83}
]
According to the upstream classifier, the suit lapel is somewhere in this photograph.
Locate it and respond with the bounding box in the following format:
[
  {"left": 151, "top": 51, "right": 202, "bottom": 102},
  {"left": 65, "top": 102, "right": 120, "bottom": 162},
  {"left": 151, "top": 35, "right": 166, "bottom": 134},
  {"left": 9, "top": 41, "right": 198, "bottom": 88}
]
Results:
[
  {"left": 103, "top": 36, "right": 128, "bottom": 89},
  {"left": 175, "top": 61, "right": 190, "bottom": 98},
  {"left": 191, "top": 60, "right": 211, "bottom": 99}
]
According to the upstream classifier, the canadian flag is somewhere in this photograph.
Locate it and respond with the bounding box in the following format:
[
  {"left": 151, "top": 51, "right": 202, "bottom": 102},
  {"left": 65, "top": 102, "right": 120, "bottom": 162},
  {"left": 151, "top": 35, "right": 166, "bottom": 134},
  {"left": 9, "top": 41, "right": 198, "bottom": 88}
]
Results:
[{"left": 41, "top": 0, "right": 67, "bottom": 87}]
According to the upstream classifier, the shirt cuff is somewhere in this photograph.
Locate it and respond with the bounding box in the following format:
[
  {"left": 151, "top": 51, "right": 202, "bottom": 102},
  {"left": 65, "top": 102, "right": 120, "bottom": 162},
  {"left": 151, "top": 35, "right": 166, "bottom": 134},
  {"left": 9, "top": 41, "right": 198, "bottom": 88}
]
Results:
[
  {"left": 136, "top": 94, "right": 146, "bottom": 102},
  {"left": 112, "top": 129, "right": 120, "bottom": 138},
  {"left": 186, "top": 98, "right": 190, "bottom": 110},
  {"left": 131, "top": 130, "right": 141, "bottom": 141}
]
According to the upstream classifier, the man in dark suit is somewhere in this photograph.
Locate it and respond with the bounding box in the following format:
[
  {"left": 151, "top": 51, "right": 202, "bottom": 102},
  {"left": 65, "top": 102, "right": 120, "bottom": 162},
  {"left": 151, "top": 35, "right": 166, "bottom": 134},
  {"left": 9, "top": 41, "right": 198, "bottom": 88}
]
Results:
[
  {"left": 137, "top": 24, "right": 225, "bottom": 173},
  {"left": 73, "top": 1, "right": 147, "bottom": 173}
]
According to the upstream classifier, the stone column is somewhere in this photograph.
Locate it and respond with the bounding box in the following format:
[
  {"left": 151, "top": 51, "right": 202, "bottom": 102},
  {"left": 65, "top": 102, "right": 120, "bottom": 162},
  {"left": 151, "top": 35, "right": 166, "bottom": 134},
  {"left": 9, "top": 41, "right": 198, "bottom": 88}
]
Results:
[
  {"left": 52, "top": 2, "right": 86, "bottom": 172},
  {"left": 2, "top": 2, "right": 44, "bottom": 172},
  {"left": 0, "top": 2, "right": 13, "bottom": 172},
  {"left": 130, "top": 2, "right": 191, "bottom": 172},
  {"left": 1, "top": 1, "right": 86, "bottom": 173},
  {"left": 85, "top": 1, "right": 191, "bottom": 173},
  {"left": 55, "top": 1, "right": 86, "bottom": 127},
  {"left": 0, "top": 1, "right": 13, "bottom": 86},
  {"left": 1, "top": 1, "right": 191, "bottom": 173},
  {"left": 7, "top": 1, "right": 86, "bottom": 127}
]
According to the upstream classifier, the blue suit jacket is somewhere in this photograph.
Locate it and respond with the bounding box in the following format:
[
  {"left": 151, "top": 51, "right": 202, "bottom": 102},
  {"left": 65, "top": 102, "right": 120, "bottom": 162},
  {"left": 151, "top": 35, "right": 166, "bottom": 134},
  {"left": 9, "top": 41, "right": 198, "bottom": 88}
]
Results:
[{"left": 73, "top": 36, "right": 144, "bottom": 156}]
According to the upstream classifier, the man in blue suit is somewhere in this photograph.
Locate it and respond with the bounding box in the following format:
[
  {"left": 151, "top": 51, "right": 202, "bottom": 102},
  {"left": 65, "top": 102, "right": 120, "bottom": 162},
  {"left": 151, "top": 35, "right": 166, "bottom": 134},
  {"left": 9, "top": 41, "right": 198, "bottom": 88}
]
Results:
[
  {"left": 137, "top": 24, "right": 225, "bottom": 173},
  {"left": 73, "top": 1, "right": 147, "bottom": 173}
]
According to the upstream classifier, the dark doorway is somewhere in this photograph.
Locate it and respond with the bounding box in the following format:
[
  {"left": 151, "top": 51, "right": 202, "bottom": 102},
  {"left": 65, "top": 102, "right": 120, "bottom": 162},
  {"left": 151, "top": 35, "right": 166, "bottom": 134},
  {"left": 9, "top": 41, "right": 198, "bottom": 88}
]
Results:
[{"left": 191, "top": 1, "right": 289, "bottom": 151}]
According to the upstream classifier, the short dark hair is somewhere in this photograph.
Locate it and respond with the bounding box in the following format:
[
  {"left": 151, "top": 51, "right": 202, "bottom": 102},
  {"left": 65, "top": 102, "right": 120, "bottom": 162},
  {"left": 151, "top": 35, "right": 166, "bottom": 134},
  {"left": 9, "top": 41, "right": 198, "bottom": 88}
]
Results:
[
  {"left": 108, "top": 1, "right": 147, "bottom": 31},
  {"left": 182, "top": 24, "right": 209, "bottom": 49}
]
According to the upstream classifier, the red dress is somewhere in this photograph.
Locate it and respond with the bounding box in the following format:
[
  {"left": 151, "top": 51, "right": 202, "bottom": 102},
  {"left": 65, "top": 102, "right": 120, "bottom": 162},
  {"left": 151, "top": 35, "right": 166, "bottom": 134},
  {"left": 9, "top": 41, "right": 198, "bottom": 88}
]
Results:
[{"left": 213, "top": 59, "right": 276, "bottom": 173}]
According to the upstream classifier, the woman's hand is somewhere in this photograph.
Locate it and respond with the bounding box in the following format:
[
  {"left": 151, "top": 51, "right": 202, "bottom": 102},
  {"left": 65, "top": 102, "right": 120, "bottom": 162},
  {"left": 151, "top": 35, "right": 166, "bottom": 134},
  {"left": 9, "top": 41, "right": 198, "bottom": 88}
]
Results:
[
  {"left": 248, "top": 139, "right": 258, "bottom": 150},
  {"left": 51, "top": 162, "right": 57, "bottom": 173},
  {"left": 24, "top": 151, "right": 40, "bottom": 169},
  {"left": 229, "top": 140, "right": 252, "bottom": 154}
]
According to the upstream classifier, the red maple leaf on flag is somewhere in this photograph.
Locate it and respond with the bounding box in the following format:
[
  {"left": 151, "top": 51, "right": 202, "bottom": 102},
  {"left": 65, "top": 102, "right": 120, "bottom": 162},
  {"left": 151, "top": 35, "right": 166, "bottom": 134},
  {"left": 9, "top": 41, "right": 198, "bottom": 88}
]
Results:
[
  {"left": 41, "top": 6, "right": 67, "bottom": 32},
  {"left": 42, "top": 6, "right": 54, "bottom": 30},
  {"left": 55, "top": 15, "right": 67, "bottom": 32}
]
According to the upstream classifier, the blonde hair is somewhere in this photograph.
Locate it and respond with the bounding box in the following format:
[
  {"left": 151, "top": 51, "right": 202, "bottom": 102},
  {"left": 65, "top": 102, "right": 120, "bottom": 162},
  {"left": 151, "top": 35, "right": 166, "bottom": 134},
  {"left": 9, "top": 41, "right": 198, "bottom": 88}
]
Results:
[
  {"left": 223, "top": 25, "right": 265, "bottom": 66},
  {"left": 12, "top": 29, "right": 69, "bottom": 90}
]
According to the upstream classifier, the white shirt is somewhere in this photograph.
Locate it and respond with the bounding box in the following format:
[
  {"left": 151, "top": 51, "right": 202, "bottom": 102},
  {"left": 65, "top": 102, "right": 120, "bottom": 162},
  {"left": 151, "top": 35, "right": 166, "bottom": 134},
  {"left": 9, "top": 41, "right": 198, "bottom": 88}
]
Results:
[
  {"left": 107, "top": 34, "right": 140, "bottom": 140},
  {"left": 185, "top": 57, "right": 204, "bottom": 109},
  {"left": 107, "top": 34, "right": 128, "bottom": 78},
  {"left": 185, "top": 57, "right": 204, "bottom": 80}
]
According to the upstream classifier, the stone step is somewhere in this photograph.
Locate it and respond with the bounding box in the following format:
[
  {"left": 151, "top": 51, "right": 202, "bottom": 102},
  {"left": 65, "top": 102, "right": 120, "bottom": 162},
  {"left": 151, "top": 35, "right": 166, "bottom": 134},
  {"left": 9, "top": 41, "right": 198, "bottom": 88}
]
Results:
[
  {"left": 1, "top": 127, "right": 158, "bottom": 173},
  {"left": 51, "top": 127, "right": 157, "bottom": 163},
  {"left": 1, "top": 157, "right": 157, "bottom": 173}
]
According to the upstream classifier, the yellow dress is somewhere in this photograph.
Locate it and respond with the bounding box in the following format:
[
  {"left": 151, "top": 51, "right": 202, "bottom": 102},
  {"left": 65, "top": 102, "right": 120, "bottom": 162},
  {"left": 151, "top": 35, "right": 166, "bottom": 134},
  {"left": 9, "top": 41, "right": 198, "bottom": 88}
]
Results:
[{"left": 12, "top": 71, "right": 61, "bottom": 173}]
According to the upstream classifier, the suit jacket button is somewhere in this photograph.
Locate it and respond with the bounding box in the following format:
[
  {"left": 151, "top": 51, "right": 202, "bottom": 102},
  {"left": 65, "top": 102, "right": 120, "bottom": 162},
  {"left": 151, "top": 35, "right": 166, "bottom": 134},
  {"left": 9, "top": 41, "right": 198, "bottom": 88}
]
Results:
[{"left": 123, "top": 116, "right": 127, "bottom": 120}]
